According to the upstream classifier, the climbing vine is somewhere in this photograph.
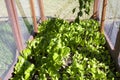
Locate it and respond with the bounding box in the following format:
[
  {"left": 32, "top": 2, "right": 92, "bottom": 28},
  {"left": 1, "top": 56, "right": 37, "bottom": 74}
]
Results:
[{"left": 73, "top": 0, "right": 93, "bottom": 22}]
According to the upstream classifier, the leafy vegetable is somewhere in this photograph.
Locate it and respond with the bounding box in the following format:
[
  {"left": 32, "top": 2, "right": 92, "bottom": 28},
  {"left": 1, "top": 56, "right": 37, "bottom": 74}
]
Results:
[{"left": 11, "top": 18, "right": 120, "bottom": 80}]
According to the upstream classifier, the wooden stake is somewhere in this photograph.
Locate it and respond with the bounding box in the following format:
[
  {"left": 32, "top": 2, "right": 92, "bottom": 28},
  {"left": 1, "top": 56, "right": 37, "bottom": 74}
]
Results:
[
  {"left": 5, "top": 0, "right": 24, "bottom": 51},
  {"left": 93, "top": 0, "right": 100, "bottom": 20},
  {"left": 101, "top": 0, "right": 107, "bottom": 33},
  {"left": 30, "top": 0, "right": 38, "bottom": 33},
  {"left": 38, "top": 0, "right": 46, "bottom": 22}
]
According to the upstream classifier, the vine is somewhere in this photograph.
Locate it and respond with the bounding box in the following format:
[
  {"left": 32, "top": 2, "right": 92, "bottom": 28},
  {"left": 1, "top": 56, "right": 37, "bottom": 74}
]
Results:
[{"left": 73, "top": 0, "right": 93, "bottom": 22}]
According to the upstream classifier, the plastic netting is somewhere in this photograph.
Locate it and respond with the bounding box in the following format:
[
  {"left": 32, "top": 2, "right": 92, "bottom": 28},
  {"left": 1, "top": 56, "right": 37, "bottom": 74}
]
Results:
[
  {"left": 104, "top": 0, "right": 120, "bottom": 48},
  {"left": 0, "top": 0, "right": 16, "bottom": 79},
  {"left": 98, "top": 0, "right": 120, "bottom": 48},
  {"left": 0, "top": 0, "right": 40, "bottom": 79}
]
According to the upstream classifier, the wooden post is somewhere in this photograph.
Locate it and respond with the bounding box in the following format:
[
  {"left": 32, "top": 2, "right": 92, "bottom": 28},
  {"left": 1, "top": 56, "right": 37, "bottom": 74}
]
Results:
[
  {"left": 5, "top": 0, "right": 24, "bottom": 52},
  {"left": 101, "top": 0, "right": 107, "bottom": 33},
  {"left": 93, "top": 0, "right": 99, "bottom": 20},
  {"left": 38, "top": 0, "right": 46, "bottom": 22},
  {"left": 30, "top": 0, "right": 38, "bottom": 33}
]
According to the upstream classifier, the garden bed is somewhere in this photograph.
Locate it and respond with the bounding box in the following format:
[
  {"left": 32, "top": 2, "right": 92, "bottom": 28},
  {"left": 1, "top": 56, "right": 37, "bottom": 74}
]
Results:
[{"left": 10, "top": 18, "right": 120, "bottom": 80}]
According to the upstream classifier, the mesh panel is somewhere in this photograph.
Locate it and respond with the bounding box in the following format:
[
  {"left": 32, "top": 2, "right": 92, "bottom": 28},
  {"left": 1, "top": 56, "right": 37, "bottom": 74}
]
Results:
[
  {"left": 15, "top": 0, "right": 40, "bottom": 45},
  {"left": 106, "top": 0, "right": 120, "bottom": 20},
  {"left": 103, "top": 0, "right": 120, "bottom": 47},
  {"left": 0, "top": 0, "right": 17, "bottom": 79},
  {"left": 98, "top": 0, "right": 103, "bottom": 21},
  {"left": 0, "top": 0, "right": 40, "bottom": 79}
]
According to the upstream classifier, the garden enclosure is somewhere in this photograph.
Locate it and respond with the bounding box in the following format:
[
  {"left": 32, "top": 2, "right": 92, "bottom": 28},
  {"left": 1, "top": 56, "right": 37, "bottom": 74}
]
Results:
[
  {"left": 0, "top": 0, "right": 120, "bottom": 79},
  {"left": 98, "top": 0, "right": 120, "bottom": 71},
  {"left": 0, "top": 0, "right": 45, "bottom": 79}
]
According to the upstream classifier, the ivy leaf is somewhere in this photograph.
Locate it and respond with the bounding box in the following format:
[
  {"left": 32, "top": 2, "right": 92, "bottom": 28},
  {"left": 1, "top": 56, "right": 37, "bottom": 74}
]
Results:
[{"left": 72, "top": 8, "right": 76, "bottom": 13}]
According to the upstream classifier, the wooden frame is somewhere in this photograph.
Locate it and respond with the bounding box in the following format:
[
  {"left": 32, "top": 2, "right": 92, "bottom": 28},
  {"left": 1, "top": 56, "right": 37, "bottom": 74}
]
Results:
[
  {"left": 93, "top": 0, "right": 99, "bottom": 20},
  {"left": 4, "top": 0, "right": 24, "bottom": 79},
  {"left": 38, "top": 0, "right": 46, "bottom": 21},
  {"left": 5, "top": 0, "right": 24, "bottom": 52},
  {"left": 101, "top": 0, "right": 107, "bottom": 33},
  {"left": 30, "top": 0, "right": 38, "bottom": 33}
]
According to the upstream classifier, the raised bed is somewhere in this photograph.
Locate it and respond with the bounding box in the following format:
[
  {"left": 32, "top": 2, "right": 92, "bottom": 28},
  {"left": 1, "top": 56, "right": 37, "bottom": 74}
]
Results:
[{"left": 10, "top": 18, "right": 120, "bottom": 80}]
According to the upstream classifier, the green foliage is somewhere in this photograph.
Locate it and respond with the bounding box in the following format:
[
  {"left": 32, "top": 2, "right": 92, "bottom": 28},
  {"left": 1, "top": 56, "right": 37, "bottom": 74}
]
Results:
[
  {"left": 73, "top": 0, "right": 93, "bottom": 22},
  {"left": 11, "top": 18, "right": 120, "bottom": 80}
]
